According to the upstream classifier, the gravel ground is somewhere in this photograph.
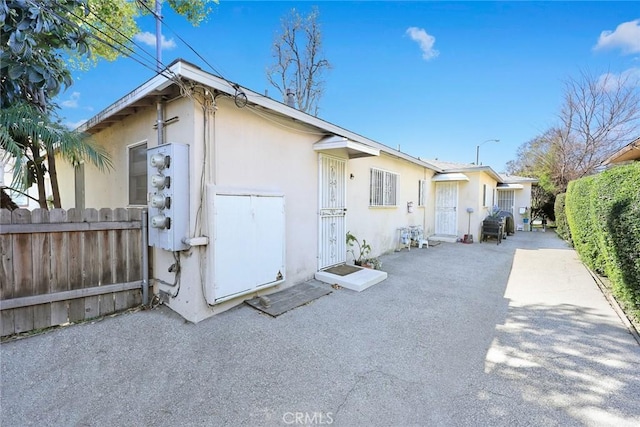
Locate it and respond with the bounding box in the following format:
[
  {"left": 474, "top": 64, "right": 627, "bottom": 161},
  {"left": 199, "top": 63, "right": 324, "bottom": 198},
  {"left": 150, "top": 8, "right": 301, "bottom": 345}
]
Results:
[{"left": 1, "top": 230, "right": 639, "bottom": 426}]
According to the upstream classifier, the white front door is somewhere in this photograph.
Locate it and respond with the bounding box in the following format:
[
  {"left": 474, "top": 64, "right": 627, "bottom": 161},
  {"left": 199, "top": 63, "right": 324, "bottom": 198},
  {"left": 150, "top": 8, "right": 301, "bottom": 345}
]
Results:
[
  {"left": 435, "top": 182, "right": 458, "bottom": 235},
  {"left": 318, "top": 155, "right": 347, "bottom": 270}
]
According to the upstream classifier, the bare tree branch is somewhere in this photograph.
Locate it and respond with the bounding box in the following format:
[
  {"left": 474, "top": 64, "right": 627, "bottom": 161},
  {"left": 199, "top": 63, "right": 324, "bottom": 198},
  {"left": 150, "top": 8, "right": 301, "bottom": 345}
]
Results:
[
  {"left": 509, "top": 69, "right": 640, "bottom": 195},
  {"left": 266, "top": 7, "right": 331, "bottom": 116}
]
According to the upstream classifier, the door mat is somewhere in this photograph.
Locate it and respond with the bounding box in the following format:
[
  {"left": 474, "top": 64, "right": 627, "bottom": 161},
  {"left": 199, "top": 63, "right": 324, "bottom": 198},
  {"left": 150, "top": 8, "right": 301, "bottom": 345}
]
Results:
[
  {"left": 245, "top": 282, "right": 332, "bottom": 317},
  {"left": 323, "top": 264, "right": 362, "bottom": 276}
]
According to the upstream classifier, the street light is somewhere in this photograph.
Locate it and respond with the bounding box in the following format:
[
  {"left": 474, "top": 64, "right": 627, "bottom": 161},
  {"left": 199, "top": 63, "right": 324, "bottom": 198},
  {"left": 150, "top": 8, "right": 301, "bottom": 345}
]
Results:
[{"left": 476, "top": 139, "right": 500, "bottom": 165}]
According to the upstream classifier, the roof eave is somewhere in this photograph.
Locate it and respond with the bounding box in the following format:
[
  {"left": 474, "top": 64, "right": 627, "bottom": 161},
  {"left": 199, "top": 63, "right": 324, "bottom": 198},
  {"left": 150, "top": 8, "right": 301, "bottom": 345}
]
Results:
[
  {"left": 78, "top": 60, "right": 442, "bottom": 172},
  {"left": 603, "top": 137, "right": 640, "bottom": 165}
]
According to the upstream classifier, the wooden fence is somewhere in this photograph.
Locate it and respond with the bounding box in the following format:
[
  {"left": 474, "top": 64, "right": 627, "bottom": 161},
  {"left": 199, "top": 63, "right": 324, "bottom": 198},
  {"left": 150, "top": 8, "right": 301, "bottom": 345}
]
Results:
[{"left": 1, "top": 208, "right": 144, "bottom": 337}]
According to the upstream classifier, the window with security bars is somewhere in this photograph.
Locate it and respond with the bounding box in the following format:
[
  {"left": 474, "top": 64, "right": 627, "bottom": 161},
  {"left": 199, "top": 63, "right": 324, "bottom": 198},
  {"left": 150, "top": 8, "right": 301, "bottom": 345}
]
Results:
[
  {"left": 370, "top": 168, "right": 398, "bottom": 206},
  {"left": 497, "top": 190, "right": 515, "bottom": 215}
]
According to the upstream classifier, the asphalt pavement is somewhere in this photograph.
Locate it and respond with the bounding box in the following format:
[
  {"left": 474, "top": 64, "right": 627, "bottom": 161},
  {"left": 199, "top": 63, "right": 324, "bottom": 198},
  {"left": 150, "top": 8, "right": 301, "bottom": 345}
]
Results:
[{"left": 1, "top": 230, "right": 639, "bottom": 426}]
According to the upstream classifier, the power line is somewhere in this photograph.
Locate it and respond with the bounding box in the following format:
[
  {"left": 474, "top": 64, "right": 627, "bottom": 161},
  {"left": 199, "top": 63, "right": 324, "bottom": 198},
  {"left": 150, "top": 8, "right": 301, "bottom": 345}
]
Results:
[
  {"left": 134, "top": 0, "right": 227, "bottom": 78},
  {"left": 65, "top": 3, "right": 174, "bottom": 79},
  {"left": 134, "top": 0, "right": 246, "bottom": 99},
  {"left": 29, "top": 0, "right": 180, "bottom": 85},
  {"left": 24, "top": 1, "right": 246, "bottom": 109}
]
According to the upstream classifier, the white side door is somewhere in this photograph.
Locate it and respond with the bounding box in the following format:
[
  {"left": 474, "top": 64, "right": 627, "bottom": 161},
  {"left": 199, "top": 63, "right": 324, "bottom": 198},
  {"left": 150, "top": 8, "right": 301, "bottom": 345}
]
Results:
[
  {"left": 435, "top": 182, "right": 458, "bottom": 235},
  {"left": 318, "top": 155, "right": 347, "bottom": 270}
]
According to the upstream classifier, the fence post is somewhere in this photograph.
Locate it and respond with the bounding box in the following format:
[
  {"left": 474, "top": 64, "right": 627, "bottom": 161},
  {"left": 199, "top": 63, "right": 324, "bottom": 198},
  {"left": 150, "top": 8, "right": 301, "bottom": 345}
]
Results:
[{"left": 142, "top": 209, "right": 149, "bottom": 306}]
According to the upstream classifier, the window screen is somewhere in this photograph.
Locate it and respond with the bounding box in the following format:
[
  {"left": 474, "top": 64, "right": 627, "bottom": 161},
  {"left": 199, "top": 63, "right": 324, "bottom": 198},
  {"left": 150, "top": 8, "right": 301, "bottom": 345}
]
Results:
[{"left": 129, "top": 143, "right": 147, "bottom": 205}]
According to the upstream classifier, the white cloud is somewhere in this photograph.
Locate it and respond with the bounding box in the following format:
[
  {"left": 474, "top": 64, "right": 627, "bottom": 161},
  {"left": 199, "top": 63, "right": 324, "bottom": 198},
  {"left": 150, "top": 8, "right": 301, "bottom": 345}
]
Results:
[
  {"left": 61, "top": 91, "right": 81, "bottom": 108},
  {"left": 594, "top": 19, "right": 640, "bottom": 54},
  {"left": 597, "top": 67, "right": 640, "bottom": 92},
  {"left": 65, "top": 119, "right": 87, "bottom": 130},
  {"left": 134, "top": 32, "right": 177, "bottom": 50},
  {"left": 406, "top": 26, "right": 439, "bottom": 61}
]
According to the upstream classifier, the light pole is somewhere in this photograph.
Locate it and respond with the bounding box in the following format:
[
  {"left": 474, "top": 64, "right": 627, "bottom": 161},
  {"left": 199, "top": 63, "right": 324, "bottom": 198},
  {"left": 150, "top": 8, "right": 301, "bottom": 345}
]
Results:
[{"left": 476, "top": 139, "right": 500, "bottom": 165}]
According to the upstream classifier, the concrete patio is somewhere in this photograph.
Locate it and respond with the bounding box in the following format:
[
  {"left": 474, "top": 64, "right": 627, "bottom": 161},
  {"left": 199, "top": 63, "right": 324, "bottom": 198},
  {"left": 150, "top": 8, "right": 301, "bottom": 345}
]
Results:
[{"left": 1, "top": 231, "right": 639, "bottom": 426}]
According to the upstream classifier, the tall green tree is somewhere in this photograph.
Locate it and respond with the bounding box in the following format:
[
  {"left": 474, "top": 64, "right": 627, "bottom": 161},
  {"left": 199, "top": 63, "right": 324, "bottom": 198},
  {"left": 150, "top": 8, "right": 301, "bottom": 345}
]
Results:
[
  {"left": 1, "top": 0, "right": 98, "bottom": 208},
  {"left": 1, "top": 0, "right": 90, "bottom": 110},
  {"left": 1, "top": 0, "right": 217, "bottom": 208},
  {"left": 71, "top": 0, "right": 217, "bottom": 69},
  {"left": 1, "top": 102, "right": 111, "bottom": 208}
]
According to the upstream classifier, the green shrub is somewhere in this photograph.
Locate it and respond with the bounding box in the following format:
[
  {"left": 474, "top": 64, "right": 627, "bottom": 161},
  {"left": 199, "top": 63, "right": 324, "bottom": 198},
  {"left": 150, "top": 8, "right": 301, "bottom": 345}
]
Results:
[
  {"left": 593, "top": 163, "right": 640, "bottom": 314},
  {"left": 565, "top": 162, "right": 640, "bottom": 320},
  {"left": 553, "top": 192, "right": 571, "bottom": 243},
  {"left": 566, "top": 176, "right": 604, "bottom": 273}
]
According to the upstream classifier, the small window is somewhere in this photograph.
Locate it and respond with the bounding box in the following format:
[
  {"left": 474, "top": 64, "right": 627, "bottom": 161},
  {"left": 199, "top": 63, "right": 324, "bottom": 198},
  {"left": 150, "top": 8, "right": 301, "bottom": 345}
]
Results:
[
  {"left": 129, "top": 143, "right": 147, "bottom": 205},
  {"left": 370, "top": 168, "right": 398, "bottom": 207},
  {"left": 418, "top": 179, "right": 426, "bottom": 206},
  {"left": 482, "top": 184, "right": 488, "bottom": 207}
]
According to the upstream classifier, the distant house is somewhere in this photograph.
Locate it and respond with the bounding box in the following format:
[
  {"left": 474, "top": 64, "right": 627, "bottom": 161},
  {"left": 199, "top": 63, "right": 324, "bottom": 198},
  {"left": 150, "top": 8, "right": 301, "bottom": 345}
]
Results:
[
  {"left": 425, "top": 160, "right": 537, "bottom": 237},
  {"left": 55, "top": 59, "right": 535, "bottom": 322},
  {"left": 603, "top": 137, "right": 640, "bottom": 165}
]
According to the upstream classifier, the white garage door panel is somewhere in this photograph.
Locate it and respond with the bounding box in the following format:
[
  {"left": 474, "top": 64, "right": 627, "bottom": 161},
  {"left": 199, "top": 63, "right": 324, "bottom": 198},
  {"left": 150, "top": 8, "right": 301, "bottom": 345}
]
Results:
[
  {"left": 253, "top": 196, "right": 286, "bottom": 285},
  {"left": 214, "top": 194, "right": 285, "bottom": 300}
]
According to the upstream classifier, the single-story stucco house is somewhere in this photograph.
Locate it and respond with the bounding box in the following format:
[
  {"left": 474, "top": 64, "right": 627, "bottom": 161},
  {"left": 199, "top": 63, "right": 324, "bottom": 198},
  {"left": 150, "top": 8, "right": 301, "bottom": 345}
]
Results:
[
  {"left": 55, "top": 59, "right": 535, "bottom": 322},
  {"left": 423, "top": 160, "right": 536, "bottom": 236}
]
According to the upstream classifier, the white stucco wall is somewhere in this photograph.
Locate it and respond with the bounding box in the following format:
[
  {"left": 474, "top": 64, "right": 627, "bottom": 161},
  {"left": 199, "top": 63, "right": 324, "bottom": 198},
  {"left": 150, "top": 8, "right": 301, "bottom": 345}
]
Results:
[
  {"left": 58, "top": 94, "right": 325, "bottom": 322},
  {"left": 346, "top": 153, "right": 435, "bottom": 259},
  {"left": 57, "top": 96, "right": 196, "bottom": 209},
  {"left": 56, "top": 91, "right": 445, "bottom": 322},
  {"left": 512, "top": 182, "right": 534, "bottom": 229},
  {"left": 435, "top": 171, "right": 499, "bottom": 240},
  {"left": 208, "top": 96, "right": 321, "bottom": 286}
]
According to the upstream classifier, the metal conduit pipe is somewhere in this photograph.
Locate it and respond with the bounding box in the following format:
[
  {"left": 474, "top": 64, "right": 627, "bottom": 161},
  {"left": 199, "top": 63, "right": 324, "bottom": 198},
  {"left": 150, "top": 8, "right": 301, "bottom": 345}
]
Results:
[
  {"left": 141, "top": 209, "right": 149, "bottom": 305},
  {"left": 157, "top": 98, "right": 164, "bottom": 146}
]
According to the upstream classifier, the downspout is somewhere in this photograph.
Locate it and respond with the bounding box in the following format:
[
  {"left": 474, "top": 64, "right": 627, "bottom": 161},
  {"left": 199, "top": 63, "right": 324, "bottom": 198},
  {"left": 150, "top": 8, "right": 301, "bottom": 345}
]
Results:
[
  {"left": 203, "top": 92, "right": 217, "bottom": 306},
  {"left": 155, "top": 0, "right": 164, "bottom": 147},
  {"left": 423, "top": 167, "right": 428, "bottom": 236},
  {"left": 142, "top": 208, "right": 149, "bottom": 305},
  {"left": 149, "top": 0, "right": 164, "bottom": 305}
]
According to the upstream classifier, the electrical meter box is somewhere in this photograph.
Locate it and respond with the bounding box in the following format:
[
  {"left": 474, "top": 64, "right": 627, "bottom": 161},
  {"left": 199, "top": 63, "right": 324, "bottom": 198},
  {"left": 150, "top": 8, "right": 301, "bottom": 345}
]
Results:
[{"left": 147, "top": 143, "right": 189, "bottom": 251}]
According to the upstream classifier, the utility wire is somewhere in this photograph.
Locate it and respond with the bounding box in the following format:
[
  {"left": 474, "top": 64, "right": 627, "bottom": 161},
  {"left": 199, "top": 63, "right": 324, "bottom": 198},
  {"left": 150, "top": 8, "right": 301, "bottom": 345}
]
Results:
[
  {"left": 29, "top": 0, "right": 181, "bottom": 85},
  {"left": 134, "top": 0, "right": 246, "bottom": 97},
  {"left": 81, "top": 3, "right": 167, "bottom": 72},
  {"left": 32, "top": 0, "right": 249, "bottom": 109}
]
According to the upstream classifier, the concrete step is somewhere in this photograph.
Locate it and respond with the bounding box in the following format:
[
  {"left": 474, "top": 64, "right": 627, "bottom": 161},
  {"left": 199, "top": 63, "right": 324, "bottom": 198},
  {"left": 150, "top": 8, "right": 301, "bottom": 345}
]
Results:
[{"left": 315, "top": 267, "right": 387, "bottom": 292}]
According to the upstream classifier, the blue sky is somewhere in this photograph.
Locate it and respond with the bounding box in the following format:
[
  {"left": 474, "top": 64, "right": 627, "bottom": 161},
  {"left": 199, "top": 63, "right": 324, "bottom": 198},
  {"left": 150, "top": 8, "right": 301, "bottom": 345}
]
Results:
[{"left": 57, "top": 1, "right": 640, "bottom": 172}]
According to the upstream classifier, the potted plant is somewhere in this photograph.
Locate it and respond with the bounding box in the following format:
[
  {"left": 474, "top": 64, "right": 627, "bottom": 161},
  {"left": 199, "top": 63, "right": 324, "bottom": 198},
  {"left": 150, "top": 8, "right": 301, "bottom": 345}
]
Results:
[
  {"left": 486, "top": 205, "right": 502, "bottom": 220},
  {"left": 365, "top": 257, "right": 382, "bottom": 270},
  {"left": 346, "top": 231, "right": 371, "bottom": 266}
]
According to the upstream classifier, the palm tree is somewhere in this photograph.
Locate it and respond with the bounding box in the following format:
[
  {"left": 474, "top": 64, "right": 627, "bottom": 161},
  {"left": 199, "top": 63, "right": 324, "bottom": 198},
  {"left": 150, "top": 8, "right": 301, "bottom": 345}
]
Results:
[{"left": 0, "top": 102, "right": 112, "bottom": 209}]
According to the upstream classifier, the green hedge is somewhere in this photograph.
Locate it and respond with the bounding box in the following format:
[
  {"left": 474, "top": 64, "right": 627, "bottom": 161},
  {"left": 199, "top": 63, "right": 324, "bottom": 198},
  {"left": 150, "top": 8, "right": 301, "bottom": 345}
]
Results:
[
  {"left": 565, "top": 162, "right": 640, "bottom": 319},
  {"left": 553, "top": 192, "right": 571, "bottom": 243},
  {"left": 566, "top": 176, "right": 604, "bottom": 272}
]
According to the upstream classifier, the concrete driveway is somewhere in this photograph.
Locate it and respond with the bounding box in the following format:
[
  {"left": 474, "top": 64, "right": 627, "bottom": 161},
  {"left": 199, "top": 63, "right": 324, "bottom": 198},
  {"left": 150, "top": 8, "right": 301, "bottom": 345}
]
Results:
[{"left": 2, "top": 231, "right": 639, "bottom": 426}]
